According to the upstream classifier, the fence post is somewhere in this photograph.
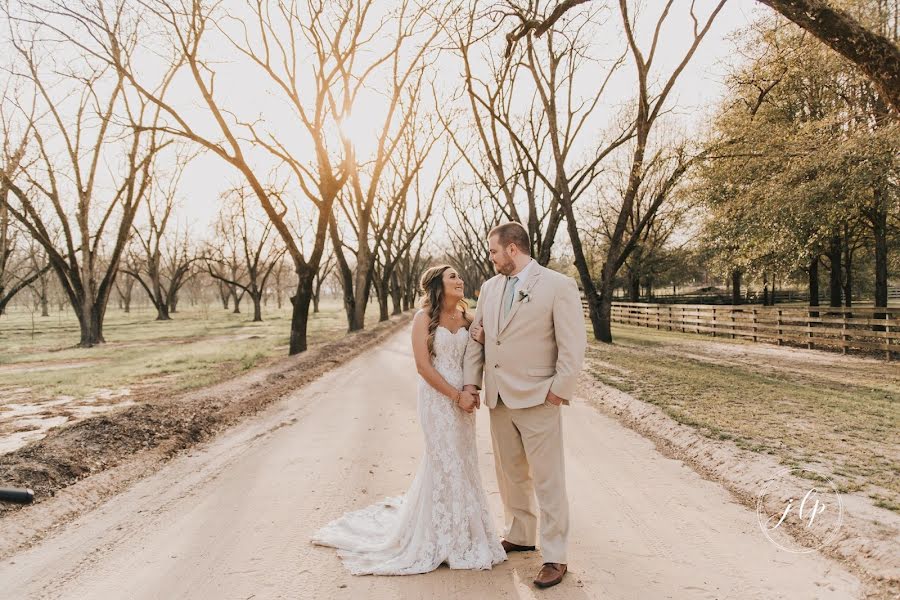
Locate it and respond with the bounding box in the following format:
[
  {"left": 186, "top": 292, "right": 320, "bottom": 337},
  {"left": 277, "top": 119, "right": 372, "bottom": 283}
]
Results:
[
  {"left": 752, "top": 308, "right": 758, "bottom": 342},
  {"left": 806, "top": 310, "right": 813, "bottom": 350},
  {"left": 841, "top": 317, "right": 848, "bottom": 355},
  {"left": 776, "top": 308, "right": 783, "bottom": 346},
  {"left": 730, "top": 308, "right": 736, "bottom": 339},
  {"left": 712, "top": 307, "right": 717, "bottom": 337}
]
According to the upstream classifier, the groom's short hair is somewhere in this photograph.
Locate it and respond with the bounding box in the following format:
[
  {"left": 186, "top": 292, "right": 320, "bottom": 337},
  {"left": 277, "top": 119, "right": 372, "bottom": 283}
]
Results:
[{"left": 489, "top": 222, "right": 530, "bottom": 256}]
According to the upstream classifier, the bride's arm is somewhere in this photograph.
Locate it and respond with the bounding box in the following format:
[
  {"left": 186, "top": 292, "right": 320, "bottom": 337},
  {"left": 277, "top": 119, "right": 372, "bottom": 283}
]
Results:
[{"left": 411, "top": 311, "right": 470, "bottom": 405}]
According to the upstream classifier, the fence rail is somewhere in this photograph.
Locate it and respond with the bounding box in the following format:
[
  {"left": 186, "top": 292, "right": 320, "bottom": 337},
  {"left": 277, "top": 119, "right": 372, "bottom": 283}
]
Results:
[{"left": 583, "top": 301, "right": 900, "bottom": 360}]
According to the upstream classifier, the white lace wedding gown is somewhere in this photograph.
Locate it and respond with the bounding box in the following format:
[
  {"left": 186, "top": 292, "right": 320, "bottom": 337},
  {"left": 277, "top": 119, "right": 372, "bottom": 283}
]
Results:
[{"left": 311, "top": 323, "right": 507, "bottom": 575}]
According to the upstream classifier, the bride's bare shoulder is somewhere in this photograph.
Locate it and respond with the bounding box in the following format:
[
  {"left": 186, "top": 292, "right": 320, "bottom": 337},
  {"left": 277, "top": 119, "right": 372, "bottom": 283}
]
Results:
[{"left": 412, "top": 308, "right": 430, "bottom": 330}]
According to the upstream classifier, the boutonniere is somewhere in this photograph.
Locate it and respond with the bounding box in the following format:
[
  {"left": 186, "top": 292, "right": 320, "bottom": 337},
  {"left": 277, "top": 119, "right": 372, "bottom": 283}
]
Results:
[{"left": 518, "top": 289, "right": 531, "bottom": 303}]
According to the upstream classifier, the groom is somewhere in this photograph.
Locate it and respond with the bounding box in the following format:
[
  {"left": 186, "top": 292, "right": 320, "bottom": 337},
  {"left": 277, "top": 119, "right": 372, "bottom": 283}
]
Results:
[{"left": 463, "top": 222, "right": 586, "bottom": 589}]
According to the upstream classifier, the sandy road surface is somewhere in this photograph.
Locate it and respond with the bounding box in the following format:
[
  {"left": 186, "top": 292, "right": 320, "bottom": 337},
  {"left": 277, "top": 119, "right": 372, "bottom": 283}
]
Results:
[{"left": 0, "top": 327, "right": 861, "bottom": 599}]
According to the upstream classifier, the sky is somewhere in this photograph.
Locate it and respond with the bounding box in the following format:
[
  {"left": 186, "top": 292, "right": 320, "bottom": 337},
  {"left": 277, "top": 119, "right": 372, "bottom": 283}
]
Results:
[
  {"left": 172, "top": 0, "right": 769, "bottom": 235},
  {"left": 2, "top": 0, "right": 772, "bottom": 249}
]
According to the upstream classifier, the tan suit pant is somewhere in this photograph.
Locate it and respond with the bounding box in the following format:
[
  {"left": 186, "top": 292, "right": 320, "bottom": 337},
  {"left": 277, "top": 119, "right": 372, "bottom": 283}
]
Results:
[{"left": 490, "top": 398, "right": 569, "bottom": 564}]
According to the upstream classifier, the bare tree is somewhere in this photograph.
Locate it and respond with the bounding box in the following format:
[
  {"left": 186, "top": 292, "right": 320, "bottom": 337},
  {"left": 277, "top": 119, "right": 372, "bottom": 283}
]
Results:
[
  {"left": 446, "top": 2, "right": 610, "bottom": 265},
  {"left": 206, "top": 187, "right": 287, "bottom": 322},
  {"left": 39, "top": 0, "right": 350, "bottom": 353},
  {"left": 396, "top": 239, "right": 431, "bottom": 311},
  {"left": 214, "top": 279, "right": 231, "bottom": 311},
  {"left": 320, "top": 1, "right": 446, "bottom": 331},
  {"left": 503, "top": 1, "right": 726, "bottom": 342},
  {"left": 312, "top": 251, "right": 334, "bottom": 314},
  {"left": 371, "top": 118, "right": 450, "bottom": 321},
  {"left": 0, "top": 17, "right": 169, "bottom": 345},
  {"left": 0, "top": 104, "right": 51, "bottom": 315},
  {"left": 25, "top": 240, "right": 52, "bottom": 316},
  {"left": 122, "top": 149, "right": 197, "bottom": 320},
  {"left": 445, "top": 181, "right": 503, "bottom": 297},
  {"left": 115, "top": 250, "right": 137, "bottom": 313},
  {"left": 594, "top": 148, "right": 696, "bottom": 301},
  {"left": 504, "top": 0, "right": 900, "bottom": 113}
]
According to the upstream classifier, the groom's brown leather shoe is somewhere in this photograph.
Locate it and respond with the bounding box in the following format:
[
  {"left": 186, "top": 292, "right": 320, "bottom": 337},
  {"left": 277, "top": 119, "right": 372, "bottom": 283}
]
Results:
[
  {"left": 534, "top": 562, "right": 567, "bottom": 588},
  {"left": 501, "top": 539, "right": 536, "bottom": 553}
]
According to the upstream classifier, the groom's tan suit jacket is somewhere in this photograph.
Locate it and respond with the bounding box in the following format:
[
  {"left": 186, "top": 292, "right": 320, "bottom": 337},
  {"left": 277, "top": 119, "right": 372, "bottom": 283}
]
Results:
[{"left": 463, "top": 262, "right": 586, "bottom": 408}]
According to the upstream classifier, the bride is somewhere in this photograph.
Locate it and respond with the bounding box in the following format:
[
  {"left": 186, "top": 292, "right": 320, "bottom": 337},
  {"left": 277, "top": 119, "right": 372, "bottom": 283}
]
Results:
[{"left": 311, "top": 265, "right": 507, "bottom": 575}]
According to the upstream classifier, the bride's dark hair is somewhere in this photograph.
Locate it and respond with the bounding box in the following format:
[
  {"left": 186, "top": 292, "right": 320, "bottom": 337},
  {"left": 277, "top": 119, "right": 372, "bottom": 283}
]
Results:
[{"left": 419, "top": 265, "right": 472, "bottom": 360}]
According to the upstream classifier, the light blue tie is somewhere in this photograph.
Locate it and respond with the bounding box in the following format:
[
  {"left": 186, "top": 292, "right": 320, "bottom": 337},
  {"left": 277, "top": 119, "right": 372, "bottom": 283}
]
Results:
[{"left": 503, "top": 276, "right": 519, "bottom": 317}]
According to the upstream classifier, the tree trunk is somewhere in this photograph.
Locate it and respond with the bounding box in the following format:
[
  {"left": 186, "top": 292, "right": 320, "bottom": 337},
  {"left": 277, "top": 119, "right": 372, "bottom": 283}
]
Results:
[
  {"left": 806, "top": 256, "right": 819, "bottom": 317},
  {"left": 872, "top": 192, "right": 889, "bottom": 326},
  {"left": 872, "top": 200, "right": 888, "bottom": 310},
  {"left": 807, "top": 256, "right": 819, "bottom": 318},
  {"left": 756, "top": 0, "right": 900, "bottom": 113},
  {"left": 565, "top": 192, "right": 606, "bottom": 340},
  {"left": 231, "top": 289, "right": 241, "bottom": 314},
  {"left": 378, "top": 295, "right": 389, "bottom": 321},
  {"left": 156, "top": 302, "right": 171, "bottom": 321},
  {"left": 731, "top": 269, "right": 742, "bottom": 305},
  {"left": 219, "top": 283, "right": 230, "bottom": 310},
  {"left": 841, "top": 235, "right": 853, "bottom": 309},
  {"left": 377, "top": 281, "right": 390, "bottom": 322},
  {"left": 332, "top": 250, "right": 361, "bottom": 332},
  {"left": 122, "top": 279, "right": 133, "bottom": 313},
  {"left": 595, "top": 285, "right": 613, "bottom": 343},
  {"left": 351, "top": 261, "right": 373, "bottom": 332},
  {"left": 78, "top": 301, "right": 106, "bottom": 347},
  {"left": 312, "top": 290, "right": 320, "bottom": 314},
  {"left": 828, "top": 233, "right": 842, "bottom": 308},
  {"left": 390, "top": 270, "right": 402, "bottom": 315},
  {"left": 627, "top": 268, "right": 640, "bottom": 302},
  {"left": 289, "top": 266, "right": 315, "bottom": 355},
  {"left": 252, "top": 293, "right": 263, "bottom": 322},
  {"left": 39, "top": 277, "right": 49, "bottom": 317},
  {"left": 342, "top": 283, "right": 359, "bottom": 330}
]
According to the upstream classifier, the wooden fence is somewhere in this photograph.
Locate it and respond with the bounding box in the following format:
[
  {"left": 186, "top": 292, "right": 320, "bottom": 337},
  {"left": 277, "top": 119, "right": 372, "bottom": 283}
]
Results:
[{"left": 583, "top": 301, "right": 900, "bottom": 360}]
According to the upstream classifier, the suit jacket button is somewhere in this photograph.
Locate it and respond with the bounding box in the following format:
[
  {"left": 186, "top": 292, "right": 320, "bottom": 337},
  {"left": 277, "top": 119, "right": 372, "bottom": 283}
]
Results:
[
  {"left": 494, "top": 364, "right": 500, "bottom": 368},
  {"left": 496, "top": 340, "right": 501, "bottom": 345}
]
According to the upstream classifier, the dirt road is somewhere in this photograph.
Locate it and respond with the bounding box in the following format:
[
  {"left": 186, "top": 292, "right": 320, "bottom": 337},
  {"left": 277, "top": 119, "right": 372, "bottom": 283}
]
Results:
[{"left": 0, "top": 327, "right": 862, "bottom": 599}]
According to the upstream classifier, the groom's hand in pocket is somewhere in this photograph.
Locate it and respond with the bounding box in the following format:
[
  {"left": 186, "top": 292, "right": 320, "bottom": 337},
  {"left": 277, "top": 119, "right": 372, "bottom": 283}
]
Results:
[{"left": 545, "top": 390, "right": 564, "bottom": 406}]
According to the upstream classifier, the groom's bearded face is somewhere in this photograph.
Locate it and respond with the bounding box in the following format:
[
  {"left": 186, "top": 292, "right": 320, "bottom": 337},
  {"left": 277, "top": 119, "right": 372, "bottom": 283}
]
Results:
[{"left": 488, "top": 236, "right": 516, "bottom": 275}]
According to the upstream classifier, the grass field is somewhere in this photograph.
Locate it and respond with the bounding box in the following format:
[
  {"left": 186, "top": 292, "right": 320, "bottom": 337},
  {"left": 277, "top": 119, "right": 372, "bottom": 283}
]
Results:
[
  {"left": 0, "top": 300, "right": 361, "bottom": 398},
  {"left": 586, "top": 323, "right": 900, "bottom": 513},
  {"left": 0, "top": 299, "right": 365, "bottom": 453}
]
